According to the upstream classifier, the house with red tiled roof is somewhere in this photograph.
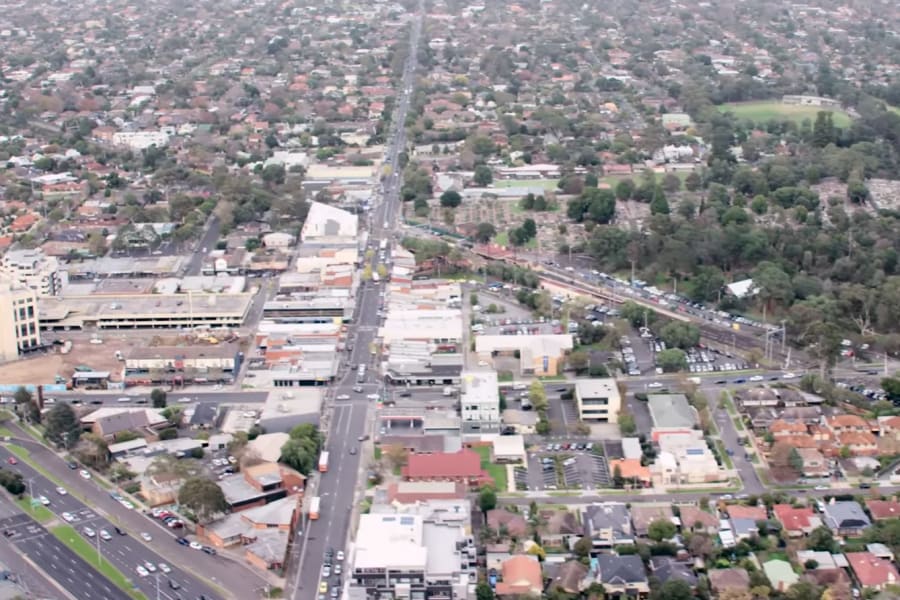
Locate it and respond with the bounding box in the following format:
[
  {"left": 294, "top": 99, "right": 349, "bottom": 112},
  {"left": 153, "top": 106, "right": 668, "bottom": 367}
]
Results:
[
  {"left": 726, "top": 505, "right": 768, "bottom": 521},
  {"left": 680, "top": 505, "right": 719, "bottom": 535},
  {"left": 770, "top": 420, "right": 808, "bottom": 436},
  {"left": 9, "top": 213, "right": 39, "bottom": 233},
  {"left": 837, "top": 432, "right": 878, "bottom": 456},
  {"left": 878, "top": 416, "right": 900, "bottom": 438},
  {"left": 486, "top": 509, "right": 529, "bottom": 540},
  {"left": 866, "top": 500, "right": 900, "bottom": 521},
  {"left": 846, "top": 552, "right": 900, "bottom": 591},
  {"left": 826, "top": 415, "right": 869, "bottom": 434},
  {"left": 772, "top": 504, "right": 822, "bottom": 537},
  {"left": 402, "top": 449, "right": 491, "bottom": 489},
  {"left": 495, "top": 555, "right": 543, "bottom": 597}
]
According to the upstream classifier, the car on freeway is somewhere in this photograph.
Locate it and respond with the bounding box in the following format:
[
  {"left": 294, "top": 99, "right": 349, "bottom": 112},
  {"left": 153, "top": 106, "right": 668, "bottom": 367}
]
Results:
[
  {"left": 66, "top": 461, "right": 77, "bottom": 469},
  {"left": 330, "top": 589, "right": 339, "bottom": 599},
  {"left": 55, "top": 486, "right": 67, "bottom": 495},
  {"left": 366, "top": 394, "right": 379, "bottom": 400},
  {"left": 119, "top": 499, "right": 134, "bottom": 510},
  {"left": 714, "top": 380, "right": 727, "bottom": 385},
  {"left": 352, "top": 386, "right": 363, "bottom": 393},
  {"left": 357, "top": 435, "right": 369, "bottom": 442},
  {"left": 168, "top": 580, "right": 180, "bottom": 590},
  {"left": 336, "top": 550, "right": 344, "bottom": 562},
  {"left": 647, "top": 382, "right": 663, "bottom": 388},
  {"left": 814, "top": 485, "right": 830, "bottom": 490},
  {"left": 349, "top": 447, "right": 357, "bottom": 455},
  {"left": 143, "top": 562, "right": 157, "bottom": 573},
  {"left": 202, "top": 545, "right": 217, "bottom": 555},
  {"left": 83, "top": 527, "right": 95, "bottom": 538},
  {"left": 190, "top": 541, "right": 203, "bottom": 550},
  {"left": 99, "top": 530, "right": 112, "bottom": 541},
  {"left": 61, "top": 512, "right": 75, "bottom": 522},
  {"left": 334, "top": 564, "right": 342, "bottom": 576},
  {"left": 38, "top": 496, "right": 50, "bottom": 506},
  {"left": 140, "top": 532, "right": 152, "bottom": 542},
  {"left": 79, "top": 469, "right": 91, "bottom": 480},
  {"left": 733, "top": 378, "right": 747, "bottom": 384},
  {"left": 783, "top": 372, "right": 798, "bottom": 379},
  {"left": 177, "top": 397, "right": 192, "bottom": 403},
  {"left": 323, "top": 565, "right": 331, "bottom": 578},
  {"left": 749, "top": 375, "right": 764, "bottom": 382},
  {"left": 319, "top": 582, "right": 328, "bottom": 594},
  {"left": 336, "top": 394, "right": 350, "bottom": 401},
  {"left": 159, "top": 563, "right": 171, "bottom": 574},
  {"left": 176, "top": 537, "right": 190, "bottom": 546},
  {"left": 136, "top": 566, "right": 149, "bottom": 578},
  {"left": 114, "top": 527, "right": 126, "bottom": 536}
]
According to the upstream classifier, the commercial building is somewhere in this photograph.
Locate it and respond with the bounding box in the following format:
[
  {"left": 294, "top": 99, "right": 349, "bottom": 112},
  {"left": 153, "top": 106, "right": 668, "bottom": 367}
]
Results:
[
  {"left": 217, "top": 462, "right": 305, "bottom": 512},
  {"left": 459, "top": 370, "right": 501, "bottom": 435},
  {"left": 300, "top": 201, "right": 359, "bottom": 243},
  {"left": 256, "top": 389, "right": 323, "bottom": 432},
  {"left": 123, "top": 343, "right": 242, "bottom": 387},
  {"left": 574, "top": 379, "right": 621, "bottom": 423},
  {"left": 349, "top": 499, "right": 476, "bottom": 600},
  {"left": 402, "top": 449, "right": 491, "bottom": 489},
  {"left": 38, "top": 292, "right": 252, "bottom": 330},
  {"left": 111, "top": 131, "right": 169, "bottom": 150},
  {"left": 0, "top": 275, "right": 41, "bottom": 362},
  {"left": 474, "top": 334, "right": 573, "bottom": 377},
  {"left": 647, "top": 394, "right": 697, "bottom": 441},
  {"left": 0, "top": 248, "right": 62, "bottom": 296},
  {"left": 650, "top": 431, "right": 724, "bottom": 486}
]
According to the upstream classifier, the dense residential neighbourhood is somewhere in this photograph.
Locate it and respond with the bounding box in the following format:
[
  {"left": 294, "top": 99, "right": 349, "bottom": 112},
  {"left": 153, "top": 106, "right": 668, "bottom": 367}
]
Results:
[{"left": 0, "top": 0, "right": 898, "bottom": 599}]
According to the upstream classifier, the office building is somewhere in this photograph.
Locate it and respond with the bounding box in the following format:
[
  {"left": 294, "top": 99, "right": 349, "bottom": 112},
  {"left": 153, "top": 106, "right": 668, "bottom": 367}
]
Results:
[
  {"left": 0, "top": 248, "right": 62, "bottom": 296},
  {"left": 0, "top": 275, "right": 41, "bottom": 362},
  {"left": 460, "top": 370, "right": 501, "bottom": 435},
  {"left": 574, "top": 378, "right": 621, "bottom": 423}
]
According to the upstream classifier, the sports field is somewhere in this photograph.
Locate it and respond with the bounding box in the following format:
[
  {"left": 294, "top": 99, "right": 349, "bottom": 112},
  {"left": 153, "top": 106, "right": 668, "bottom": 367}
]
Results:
[{"left": 719, "top": 101, "right": 853, "bottom": 128}]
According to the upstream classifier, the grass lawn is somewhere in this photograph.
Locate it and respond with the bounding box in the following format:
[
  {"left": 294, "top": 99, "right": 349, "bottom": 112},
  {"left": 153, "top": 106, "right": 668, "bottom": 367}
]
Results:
[
  {"left": 493, "top": 179, "right": 559, "bottom": 190},
  {"left": 493, "top": 231, "right": 509, "bottom": 246},
  {"left": 889, "top": 105, "right": 900, "bottom": 117},
  {"left": 373, "top": 447, "right": 382, "bottom": 460},
  {"left": 715, "top": 439, "right": 734, "bottom": 469},
  {"left": 0, "top": 426, "right": 13, "bottom": 438},
  {"left": 16, "top": 497, "right": 54, "bottom": 524},
  {"left": 51, "top": 525, "right": 146, "bottom": 600},
  {"left": 472, "top": 446, "right": 508, "bottom": 491},
  {"left": 7, "top": 444, "right": 30, "bottom": 461},
  {"left": 718, "top": 101, "right": 853, "bottom": 128}
]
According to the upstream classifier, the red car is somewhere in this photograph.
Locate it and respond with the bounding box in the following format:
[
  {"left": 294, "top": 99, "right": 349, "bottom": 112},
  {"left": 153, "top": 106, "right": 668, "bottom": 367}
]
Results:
[{"left": 6, "top": 457, "right": 17, "bottom": 465}]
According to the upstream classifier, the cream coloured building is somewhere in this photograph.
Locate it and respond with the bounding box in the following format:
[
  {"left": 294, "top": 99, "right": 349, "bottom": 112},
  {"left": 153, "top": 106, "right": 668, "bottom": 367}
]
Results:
[{"left": 0, "top": 275, "right": 41, "bottom": 362}]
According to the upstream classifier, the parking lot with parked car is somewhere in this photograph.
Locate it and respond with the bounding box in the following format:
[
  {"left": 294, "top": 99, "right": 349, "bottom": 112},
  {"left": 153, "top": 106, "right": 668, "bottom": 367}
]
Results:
[{"left": 521, "top": 443, "right": 613, "bottom": 491}]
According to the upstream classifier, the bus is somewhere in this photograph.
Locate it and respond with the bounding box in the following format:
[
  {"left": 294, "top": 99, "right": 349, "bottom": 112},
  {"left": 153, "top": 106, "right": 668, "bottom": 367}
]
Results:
[
  {"left": 318, "top": 451, "right": 329, "bottom": 473},
  {"left": 309, "top": 496, "right": 320, "bottom": 520}
]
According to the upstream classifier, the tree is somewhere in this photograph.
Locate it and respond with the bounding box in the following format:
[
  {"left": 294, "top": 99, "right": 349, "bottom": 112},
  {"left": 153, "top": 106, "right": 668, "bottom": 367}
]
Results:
[
  {"left": 567, "top": 350, "right": 590, "bottom": 373},
  {"left": 649, "top": 188, "right": 670, "bottom": 215},
  {"left": 807, "top": 526, "right": 837, "bottom": 552},
  {"left": 569, "top": 188, "right": 616, "bottom": 224},
  {"left": 439, "top": 190, "right": 462, "bottom": 208},
  {"left": 615, "top": 179, "right": 636, "bottom": 200},
  {"left": 648, "top": 519, "right": 677, "bottom": 542},
  {"left": 279, "top": 438, "right": 315, "bottom": 474},
  {"left": 573, "top": 535, "right": 593, "bottom": 558},
  {"left": 620, "top": 301, "right": 656, "bottom": 328},
  {"left": 150, "top": 388, "right": 167, "bottom": 409},
  {"left": 618, "top": 412, "right": 636, "bottom": 435},
  {"left": 473, "top": 222, "right": 496, "bottom": 243},
  {"left": 653, "top": 580, "right": 693, "bottom": 600},
  {"left": 528, "top": 381, "right": 548, "bottom": 412},
  {"left": 178, "top": 477, "right": 228, "bottom": 523},
  {"left": 476, "top": 582, "right": 495, "bottom": 600},
  {"left": 474, "top": 165, "right": 493, "bottom": 186},
  {"left": 659, "top": 322, "right": 700, "bottom": 350},
  {"left": 478, "top": 486, "right": 497, "bottom": 513},
  {"left": 261, "top": 163, "right": 286, "bottom": 186},
  {"left": 44, "top": 403, "right": 82, "bottom": 449},
  {"left": 657, "top": 348, "right": 688, "bottom": 372},
  {"left": 753, "top": 261, "right": 793, "bottom": 321}
]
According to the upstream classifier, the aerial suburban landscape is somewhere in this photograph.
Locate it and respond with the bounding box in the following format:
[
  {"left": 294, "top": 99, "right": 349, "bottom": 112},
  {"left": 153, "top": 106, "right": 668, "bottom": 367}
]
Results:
[{"left": 1, "top": 0, "right": 900, "bottom": 599}]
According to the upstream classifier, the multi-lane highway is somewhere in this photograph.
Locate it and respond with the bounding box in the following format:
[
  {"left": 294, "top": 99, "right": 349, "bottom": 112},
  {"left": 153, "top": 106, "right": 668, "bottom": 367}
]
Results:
[
  {"left": 0, "top": 430, "right": 267, "bottom": 600},
  {"left": 288, "top": 8, "right": 423, "bottom": 600}
]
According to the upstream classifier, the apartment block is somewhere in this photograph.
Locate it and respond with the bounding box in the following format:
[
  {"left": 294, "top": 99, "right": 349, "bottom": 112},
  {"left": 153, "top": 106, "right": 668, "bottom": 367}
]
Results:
[{"left": 0, "top": 275, "right": 41, "bottom": 362}]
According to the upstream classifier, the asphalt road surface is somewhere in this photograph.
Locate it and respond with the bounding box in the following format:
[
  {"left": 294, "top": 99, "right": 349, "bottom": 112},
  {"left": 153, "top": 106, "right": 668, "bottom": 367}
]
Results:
[
  {"left": 289, "top": 12, "right": 423, "bottom": 600},
  {"left": 0, "top": 435, "right": 265, "bottom": 599},
  {"left": 0, "top": 512, "right": 132, "bottom": 600},
  {"left": 49, "top": 390, "right": 270, "bottom": 406}
]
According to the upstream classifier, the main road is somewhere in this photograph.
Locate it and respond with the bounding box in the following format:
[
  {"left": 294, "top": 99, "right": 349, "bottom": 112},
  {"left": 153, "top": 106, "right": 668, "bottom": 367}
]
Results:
[
  {"left": 0, "top": 424, "right": 269, "bottom": 599},
  {"left": 288, "top": 7, "right": 423, "bottom": 600}
]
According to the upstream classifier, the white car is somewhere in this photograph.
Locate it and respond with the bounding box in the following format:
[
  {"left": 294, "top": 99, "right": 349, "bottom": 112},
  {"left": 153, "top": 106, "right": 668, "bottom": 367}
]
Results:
[
  {"left": 783, "top": 372, "right": 797, "bottom": 379},
  {"left": 55, "top": 486, "right": 67, "bottom": 495},
  {"left": 79, "top": 469, "right": 91, "bottom": 480},
  {"left": 336, "top": 550, "right": 344, "bottom": 562},
  {"left": 647, "top": 382, "right": 663, "bottom": 388},
  {"left": 158, "top": 563, "right": 171, "bottom": 574},
  {"left": 178, "top": 397, "right": 192, "bottom": 403},
  {"left": 336, "top": 394, "right": 350, "bottom": 401},
  {"left": 190, "top": 541, "right": 203, "bottom": 550},
  {"left": 140, "top": 532, "right": 152, "bottom": 542},
  {"left": 119, "top": 499, "right": 134, "bottom": 510},
  {"left": 136, "top": 566, "right": 149, "bottom": 578},
  {"left": 61, "top": 512, "right": 76, "bottom": 523},
  {"left": 83, "top": 527, "right": 96, "bottom": 538},
  {"left": 477, "top": 360, "right": 489, "bottom": 367},
  {"left": 38, "top": 496, "right": 50, "bottom": 506},
  {"left": 749, "top": 375, "right": 764, "bottom": 382},
  {"left": 143, "top": 562, "right": 156, "bottom": 573},
  {"left": 366, "top": 394, "right": 379, "bottom": 400},
  {"left": 99, "top": 530, "right": 112, "bottom": 541}
]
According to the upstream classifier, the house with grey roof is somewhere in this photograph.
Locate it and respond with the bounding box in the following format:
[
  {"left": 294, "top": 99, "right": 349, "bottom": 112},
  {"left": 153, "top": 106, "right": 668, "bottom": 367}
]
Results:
[
  {"left": 649, "top": 557, "right": 698, "bottom": 588},
  {"left": 582, "top": 503, "right": 633, "bottom": 549},
  {"left": 648, "top": 394, "right": 697, "bottom": 441},
  {"left": 592, "top": 554, "right": 649, "bottom": 596},
  {"left": 822, "top": 501, "right": 871, "bottom": 537}
]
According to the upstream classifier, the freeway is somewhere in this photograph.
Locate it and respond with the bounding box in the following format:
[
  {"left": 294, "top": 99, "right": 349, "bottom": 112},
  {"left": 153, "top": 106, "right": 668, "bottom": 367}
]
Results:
[
  {"left": 288, "top": 8, "right": 423, "bottom": 600},
  {"left": 0, "top": 429, "right": 267, "bottom": 599},
  {"left": 0, "top": 512, "right": 131, "bottom": 600}
]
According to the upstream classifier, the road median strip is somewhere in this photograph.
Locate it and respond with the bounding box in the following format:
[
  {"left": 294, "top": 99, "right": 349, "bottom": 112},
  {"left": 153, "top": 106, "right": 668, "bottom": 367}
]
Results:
[
  {"left": 50, "top": 524, "right": 147, "bottom": 600},
  {"left": 16, "top": 497, "right": 55, "bottom": 524}
]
